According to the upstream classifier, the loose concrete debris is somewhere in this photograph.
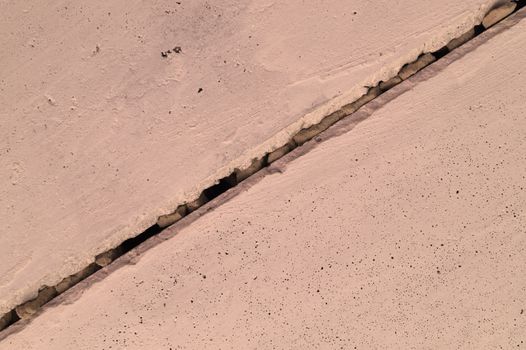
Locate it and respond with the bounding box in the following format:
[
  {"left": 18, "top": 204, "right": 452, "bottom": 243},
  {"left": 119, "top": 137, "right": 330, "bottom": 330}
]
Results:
[
  {"left": 379, "top": 76, "right": 403, "bottom": 92},
  {"left": 293, "top": 109, "right": 347, "bottom": 146},
  {"left": 235, "top": 158, "right": 266, "bottom": 183},
  {"left": 95, "top": 247, "right": 123, "bottom": 267},
  {"left": 0, "top": 312, "right": 13, "bottom": 331},
  {"left": 483, "top": 1, "right": 517, "bottom": 28},
  {"left": 292, "top": 86, "right": 380, "bottom": 147},
  {"left": 447, "top": 28, "right": 476, "bottom": 51},
  {"left": 268, "top": 142, "right": 296, "bottom": 164},
  {"left": 398, "top": 53, "right": 436, "bottom": 80},
  {"left": 1, "top": 2, "right": 523, "bottom": 334},
  {"left": 351, "top": 85, "right": 382, "bottom": 109},
  {"left": 55, "top": 264, "right": 99, "bottom": 293},
  {"left": 15, "top": 286, "right": 57, "bottom": 319},
  {"left": 186, "top": 193, "right": 208, "bottom": 212},
  {"left": 158, "top": 205, "right": 188, "bottom": 228}
]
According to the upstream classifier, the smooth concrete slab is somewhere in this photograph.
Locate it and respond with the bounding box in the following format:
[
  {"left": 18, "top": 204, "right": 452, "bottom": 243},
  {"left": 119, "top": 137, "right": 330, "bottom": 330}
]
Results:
[
  {"left": 2, "top": 7, "right": 525, "bottom": 349},
  {"left": 0, "top": 0, "right": 503, "bottom": 314}
]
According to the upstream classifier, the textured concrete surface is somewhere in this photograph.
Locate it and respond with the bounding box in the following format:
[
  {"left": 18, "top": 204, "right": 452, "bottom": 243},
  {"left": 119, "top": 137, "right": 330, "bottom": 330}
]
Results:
[
  {"left": 0, "top": 0, "right": 503, "bottom": 315},
  {"left": 1, "top": 7, "right": 524, "bottom": 349}
]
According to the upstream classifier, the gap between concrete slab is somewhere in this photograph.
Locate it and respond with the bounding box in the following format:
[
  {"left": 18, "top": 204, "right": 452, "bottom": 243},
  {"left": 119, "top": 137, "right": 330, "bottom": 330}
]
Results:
[{"left": 1, "top": 0, "right": 525, "bottom": 337}]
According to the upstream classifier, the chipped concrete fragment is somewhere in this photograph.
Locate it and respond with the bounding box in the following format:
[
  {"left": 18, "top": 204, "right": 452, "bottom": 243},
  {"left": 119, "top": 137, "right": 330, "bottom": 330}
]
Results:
[
  {"left": 187, "top": 193, "right": 208, "bottom": 213},
  {"left": 347, "top": 85, "right": 382, "bottom": 111},
  {"left": 268, "top": 142, "right": 296, "bottom": 164},
  {"left": 235, "top": 158, "right": 266, "bottom": 183},
  {"left": 293, "top": 109, "right": 347, "bottom": 146},
  {"left": 157, "top": 205, "right": 188, "bottom": 228},
  {"left": 292, "top": 83, "right": 384, "bottom": 147},
  {"left": 379, "top": 76, "right": 403, "bottom": 92},
  {"left": 447, "top": 28, "right": 476, "bottom": 51},
  {"left": 482, "top": 1, "right": 516, "bottom": 28},
  {"left": 55, "top": 264, "right": 99, "bottom": 294},
  {"left": 95, "top": 247, "right": 123, "bottom": 267},
  {"left": 15, "top": 286, "right": 57, "bottom": 319},
  {"left": 0, "top": 311, "right": 13, "bottom": 331},
  {"left": 1, "top": 0, "right": 506, "bottom": 318},
  {"left": 399, "top": 53, "right": 436, "bottom": 80}
]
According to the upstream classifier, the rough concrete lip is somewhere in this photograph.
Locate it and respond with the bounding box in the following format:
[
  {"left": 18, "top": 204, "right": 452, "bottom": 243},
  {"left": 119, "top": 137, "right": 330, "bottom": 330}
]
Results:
[{"left": 1, "top": 4, "right": 525, "bottom": 342}]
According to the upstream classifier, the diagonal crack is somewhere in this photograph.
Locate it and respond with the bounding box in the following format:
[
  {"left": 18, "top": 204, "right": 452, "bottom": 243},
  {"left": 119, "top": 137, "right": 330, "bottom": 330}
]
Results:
[{"left": 1, "top": 0, "right": 525, "bottom": 337}]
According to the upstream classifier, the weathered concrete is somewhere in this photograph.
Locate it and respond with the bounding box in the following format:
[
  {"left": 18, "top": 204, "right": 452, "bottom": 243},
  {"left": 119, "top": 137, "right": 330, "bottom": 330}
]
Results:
[
  {"left": 398, "top": 53, "right": 436, "bottom": 80},
  {"left": 15, "top": 287, "right": 57, "bottom": 320},
  {"left": 447, "top": 28, "right": 477, "bottom": 51},
  {"left": 2, "top": 8, "right": 524, "bottom": 349},
  {"left": 483, "top": 1, "right": 517, "bottom": 28},
  {"left": 1, "top": 0, "right": 501, "bottom": 315}
]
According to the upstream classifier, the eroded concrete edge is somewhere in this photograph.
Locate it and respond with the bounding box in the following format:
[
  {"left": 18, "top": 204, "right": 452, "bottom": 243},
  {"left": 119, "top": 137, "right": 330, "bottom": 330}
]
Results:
[{"left": 1, "top": 1, "right": 524, "bottom": 338}]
